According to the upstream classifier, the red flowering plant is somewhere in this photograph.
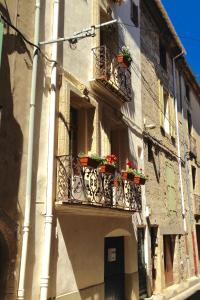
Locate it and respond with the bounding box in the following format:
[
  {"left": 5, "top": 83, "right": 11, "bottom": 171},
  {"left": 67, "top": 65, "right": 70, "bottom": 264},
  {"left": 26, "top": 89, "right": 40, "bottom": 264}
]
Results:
[
  {"left": 103, "top": 154, "right": 118, "bottom": 168},
  {"left": 99, "top": 154, "right": 118, "bottom": 175},
  {"left": 126, "top": 161, "right": 136, "bottom": 173}
]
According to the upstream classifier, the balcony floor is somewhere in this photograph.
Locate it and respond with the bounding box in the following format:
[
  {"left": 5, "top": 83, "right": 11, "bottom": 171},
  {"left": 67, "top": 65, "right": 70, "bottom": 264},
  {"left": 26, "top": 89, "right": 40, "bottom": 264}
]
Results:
[{"left": 55, "top": 201, "right": 136, "bottom": 218}]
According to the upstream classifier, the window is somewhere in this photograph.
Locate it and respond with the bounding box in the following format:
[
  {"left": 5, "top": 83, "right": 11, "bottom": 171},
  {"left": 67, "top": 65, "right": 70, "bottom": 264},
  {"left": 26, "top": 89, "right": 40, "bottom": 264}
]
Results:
[
  {"left": 187, "top": 110, "right": 192, "bottom": 135},
  {"left": 159, "top": 39, "right": 167, "bottom": 70},
  {"left": 159, "top": 81, "right": 176, "bottom": 138},
  {"left": 186, "top": 84, "right": 190, "bottom": 102},
  {"left": 163, "top": 90, "right": 170, "bottom": 135},
  {"left": 148, "top": 141, "right": 153, "bottom": 162},
  {"left": 111, "top": 128, "right": 129, "bottom": 170},
  {"left": 130, "top": 0, "right": 138, "bottom": 27},
  {"left": 191, "top": 166, "right": 196, "bottom": 190},
  {"left": 69, "top": 106, "right": 95, "bottom": 157}
]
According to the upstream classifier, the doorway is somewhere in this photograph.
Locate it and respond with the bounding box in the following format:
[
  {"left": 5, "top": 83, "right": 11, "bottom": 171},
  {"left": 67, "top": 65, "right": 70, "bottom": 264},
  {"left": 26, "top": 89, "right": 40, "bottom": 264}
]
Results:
[
  {"left": 196, "top": 225, "right": 200, "bottom": 264},
  {"left": 150, "top": 226, "right": 158, "bottom": 292},
  {"left": 163, "top": 235, "right": 175, "bottom": 287},
  {"left": 104, "top": 236, "right": 125, "bottom": 300},
  {"left": 137, "top": 228, "right": 148, "bottom": 299}
]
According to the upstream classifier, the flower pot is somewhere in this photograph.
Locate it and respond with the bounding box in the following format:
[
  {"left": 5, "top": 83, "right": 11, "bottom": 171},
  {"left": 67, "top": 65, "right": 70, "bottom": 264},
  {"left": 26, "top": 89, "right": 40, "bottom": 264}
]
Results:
[
  {"left": 117, "top": 54, "right": 131, "bottom": 68},
  {"left": 79, "top": 157, "right": 100, "bottom": 168},
  {"left": 99, "top": 164, "right": 116, "bottom": 175},
  {"left": 121, "top": 171, "right": 134, "bottom": 181},
  {"left": 133, "top": 175, "right": 141, "bottom": 185},
  {"left": 140, "top": 177, "right": 146, "bottom": 185}
]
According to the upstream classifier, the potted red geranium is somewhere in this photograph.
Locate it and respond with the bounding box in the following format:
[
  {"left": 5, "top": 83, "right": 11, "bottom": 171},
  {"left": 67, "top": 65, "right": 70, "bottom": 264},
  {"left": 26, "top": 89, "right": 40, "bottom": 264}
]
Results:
[
  {"left": 79, "top": 153, "right": 102, "bottom": 169},
  {"left": 121, "top": 161, "right": 136, "bottom": 181},
  {"left": 99, "top": 154, "right": 118, "bottom": 175},
  {"left": 117, "top": 46, "right": 132, "bottom": 68},
  {"left": 133, "top": 169, "right": 148, "bottom": 185}
]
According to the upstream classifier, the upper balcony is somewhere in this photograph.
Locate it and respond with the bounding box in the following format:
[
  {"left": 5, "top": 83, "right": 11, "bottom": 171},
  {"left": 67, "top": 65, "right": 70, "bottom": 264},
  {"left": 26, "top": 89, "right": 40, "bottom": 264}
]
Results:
[
  {"left": 91, "top": 45, "right": 132, "bottom": 104},
  {"left": 189, "top": 135, "right": 197, "bottom": 158},
  {"left": 55, "top": 155, "right": 142, "bottom": 216}
]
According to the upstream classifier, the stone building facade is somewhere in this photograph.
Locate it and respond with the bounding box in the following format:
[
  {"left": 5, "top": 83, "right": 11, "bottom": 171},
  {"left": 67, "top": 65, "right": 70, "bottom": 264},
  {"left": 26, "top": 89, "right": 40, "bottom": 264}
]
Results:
[
  {"left": 140, "top": 0, "right": 200, "bottom": 298},
  {"left": 0, "top": 0, "right": 200, "bottom": 300}
]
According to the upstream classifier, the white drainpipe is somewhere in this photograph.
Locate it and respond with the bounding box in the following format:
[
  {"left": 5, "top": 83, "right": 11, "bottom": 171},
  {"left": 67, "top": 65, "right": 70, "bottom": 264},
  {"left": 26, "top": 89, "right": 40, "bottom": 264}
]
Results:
[
  {"left": 173, "top": 51, "right": 186, "bottom": 232},
  {"left": 173, "top": 51, "right": 191, "bottom": 275},
  {"left": 39, "top": 1, "right": 59, "bottom": 299},
  {"left": 17, "top": 1, "right": 40, "bottom": 299}
]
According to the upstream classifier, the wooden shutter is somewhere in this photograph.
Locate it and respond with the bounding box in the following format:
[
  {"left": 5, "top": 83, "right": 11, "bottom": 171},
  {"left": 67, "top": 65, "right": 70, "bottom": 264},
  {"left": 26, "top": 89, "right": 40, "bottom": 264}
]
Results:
[
  {"left": 158, "top": 80, "right": 164, "bottom": 128},
  {"left": 169, "top": 95, "right": 176, "bottom": 138}
]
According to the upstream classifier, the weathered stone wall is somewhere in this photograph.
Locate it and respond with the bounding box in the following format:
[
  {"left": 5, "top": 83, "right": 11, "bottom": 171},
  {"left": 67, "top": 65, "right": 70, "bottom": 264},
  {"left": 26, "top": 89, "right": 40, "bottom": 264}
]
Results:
[{"left": 140, "top": 1, "right": 191, "bottom": 292}]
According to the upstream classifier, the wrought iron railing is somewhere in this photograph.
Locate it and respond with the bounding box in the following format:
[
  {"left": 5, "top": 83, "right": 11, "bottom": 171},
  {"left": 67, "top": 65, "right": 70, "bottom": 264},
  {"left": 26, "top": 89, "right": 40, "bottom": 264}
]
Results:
[
  {"left": 92, "top": 45, "right": 132, "bottom": 102},
  {"left": 56, "top": 155, "right": 142, "bottom": 212},
  {"left": 194, "top": 194, "right": 200, "bottom": 216},
  {"left": 189, "top": 135, "right": 197, "bottom": 158}
]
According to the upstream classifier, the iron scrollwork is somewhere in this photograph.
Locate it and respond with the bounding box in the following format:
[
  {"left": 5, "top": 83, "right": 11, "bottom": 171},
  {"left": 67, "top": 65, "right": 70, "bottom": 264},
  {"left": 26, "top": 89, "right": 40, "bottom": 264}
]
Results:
[{"left": 56, "top": 155, "right": 142, "bottom": 212}]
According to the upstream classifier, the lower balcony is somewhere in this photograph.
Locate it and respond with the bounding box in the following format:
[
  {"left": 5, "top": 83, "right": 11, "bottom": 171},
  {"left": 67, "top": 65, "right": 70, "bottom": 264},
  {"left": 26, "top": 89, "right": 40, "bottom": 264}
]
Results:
[
  {"left": 91, "top": 45, "right": 132, "bottom": 104},
  {"left": 55, "top": 155, "right": 142, "bottom": 214}
]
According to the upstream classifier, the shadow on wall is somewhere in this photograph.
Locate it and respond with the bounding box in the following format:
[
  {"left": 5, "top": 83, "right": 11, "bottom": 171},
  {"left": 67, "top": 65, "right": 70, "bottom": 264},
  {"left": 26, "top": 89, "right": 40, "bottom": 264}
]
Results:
[
  {"left": 0, "top": 2, "right": 32, "bottom": 297},
  {"left": 49, "top": 215, "right": 138, "bottom": 300}
]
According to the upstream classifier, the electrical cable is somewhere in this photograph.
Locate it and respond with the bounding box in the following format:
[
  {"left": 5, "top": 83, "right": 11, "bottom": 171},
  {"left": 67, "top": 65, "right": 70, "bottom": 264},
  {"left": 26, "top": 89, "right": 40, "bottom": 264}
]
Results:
[
  {"left": 0, "top": 13, "right": 57, "bottom": 64},
  {"left": 110, "top": 25, "right": 187, "bottom": 143},
  {"left": 0, "top": 11, "right": 191, "bottom": 150}
]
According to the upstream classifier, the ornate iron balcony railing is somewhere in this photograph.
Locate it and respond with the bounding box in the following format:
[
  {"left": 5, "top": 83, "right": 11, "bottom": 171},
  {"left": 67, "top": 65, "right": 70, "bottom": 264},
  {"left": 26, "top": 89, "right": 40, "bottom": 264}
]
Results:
[
  {"left": 56, "top": 155, "right": 142, "bottom": 212},
  {"left": 189, "top": 135, "right": 197, "bottom": 158},
  {"left": 92, "top": 45, "right": 132, "bottom": 102}
]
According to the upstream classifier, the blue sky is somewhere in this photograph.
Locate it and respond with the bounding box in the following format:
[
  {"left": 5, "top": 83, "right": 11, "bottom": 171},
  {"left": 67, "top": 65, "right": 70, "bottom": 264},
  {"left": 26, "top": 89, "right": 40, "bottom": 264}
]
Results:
[{"left": 162, "top": 0, "right": 200, "bottom": 82}]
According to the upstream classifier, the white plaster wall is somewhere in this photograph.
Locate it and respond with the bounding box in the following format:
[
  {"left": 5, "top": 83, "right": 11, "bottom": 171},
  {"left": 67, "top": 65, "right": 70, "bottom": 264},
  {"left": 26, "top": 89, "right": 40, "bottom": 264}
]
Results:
[
  {"left": 63, "top": 0, "right": 93, "bottom": 85},
  {"left": 113, "top": 0, "right": 143, "bottom": 167},
  {"left": 52, "top": 215, "right": 137, "bottom": 298}
]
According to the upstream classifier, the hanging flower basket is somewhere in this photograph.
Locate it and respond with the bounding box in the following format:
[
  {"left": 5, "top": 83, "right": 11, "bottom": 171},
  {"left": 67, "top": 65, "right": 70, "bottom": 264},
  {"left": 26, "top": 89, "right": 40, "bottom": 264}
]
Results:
[
  {"left": 99, "top": 164, "right": 116, "bottom": 175},
  {"left": 121, "top": 171, "right": 135, "bottom": 181}
]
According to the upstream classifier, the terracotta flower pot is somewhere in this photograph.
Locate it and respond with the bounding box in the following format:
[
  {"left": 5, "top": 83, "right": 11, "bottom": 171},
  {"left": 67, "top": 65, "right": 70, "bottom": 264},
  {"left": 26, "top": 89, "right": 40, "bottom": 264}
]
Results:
[
  {"left": 112, "top": 179, "right": 120, "bottom": 187},
  {"left": 121, "top": 171, "right": 135, "bottom": 181},
  {"left": 79, "top": 157, "right": 100, "bottom": 168},
  {"left": 99, "top": 164, "right": 116, "bottom": 175},
  {"left": 140, "top": 177, "right": 146, "bottom": 185},
  {"left": 133, "top": 175, "right": 141, "bottom": 185},
  {"left": 117, "top": 54, "right": 131, "bottom": 68}
]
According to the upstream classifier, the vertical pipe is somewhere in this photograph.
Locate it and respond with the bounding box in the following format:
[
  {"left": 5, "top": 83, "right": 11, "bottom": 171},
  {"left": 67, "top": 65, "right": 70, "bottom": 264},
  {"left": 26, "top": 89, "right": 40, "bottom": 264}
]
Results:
[
  {"left": 172, "top": 52, "right": 192, "bottom": 277},
  {"left": 173, "top": 53, "right": 187, "bottom": 232},
  {"left": 179, "top": 71, "right": 198, "bottom": 276},
  {"left": 39, "top": 1, "right": 59, "bottom": 299},
  {"left": 17, "top": 1, "right": 40, "bottom": 299}
]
